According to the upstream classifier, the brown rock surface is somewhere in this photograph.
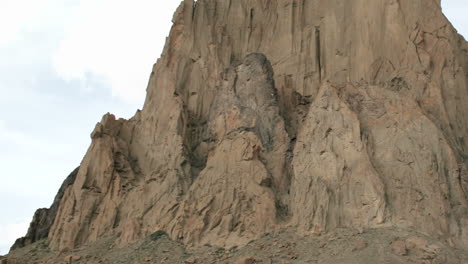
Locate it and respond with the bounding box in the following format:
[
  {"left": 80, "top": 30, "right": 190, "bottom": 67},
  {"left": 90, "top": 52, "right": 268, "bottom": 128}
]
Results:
[
  {"left": 64, "top": 255, "right": 81, "bottom": 263},
  {"left": 353, "top": 238, "right": 368, "bottom": 251},
  {"left": 391, "top": 240, "right": 408, "bottom": 256},
  {"left": 9, "top": 0, "right": 468, "bottom": 259},
  {"left": 166, "top": 53, "right": 289, "bottom": 247},
  {"left": 237, "top": 257, "right": 256, "bottom": 264}
]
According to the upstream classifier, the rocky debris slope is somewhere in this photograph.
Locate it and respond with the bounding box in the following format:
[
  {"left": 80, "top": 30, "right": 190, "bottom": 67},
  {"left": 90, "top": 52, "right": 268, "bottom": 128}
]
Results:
[
  {"left": 4, "top": 227, "right": 468, "bottom": 264},
  {"left": 9, "top": 0, "right": 468, "bottom": 258}
]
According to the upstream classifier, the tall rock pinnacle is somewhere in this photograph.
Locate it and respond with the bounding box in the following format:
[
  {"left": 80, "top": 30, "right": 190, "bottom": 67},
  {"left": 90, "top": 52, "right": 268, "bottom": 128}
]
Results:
[{"left": 13, "top": 0, "right": 468, "bottom": 253}]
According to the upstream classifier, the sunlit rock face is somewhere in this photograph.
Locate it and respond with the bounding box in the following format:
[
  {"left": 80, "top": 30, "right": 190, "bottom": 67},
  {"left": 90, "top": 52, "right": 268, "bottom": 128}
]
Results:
[{"left": 15, "top": 0, "right": 468, "bottom": 252}]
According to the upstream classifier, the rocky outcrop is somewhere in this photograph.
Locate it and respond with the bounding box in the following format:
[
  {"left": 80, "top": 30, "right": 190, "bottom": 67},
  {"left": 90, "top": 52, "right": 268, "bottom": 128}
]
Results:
[
  {"left": 12, "top": 0, "right": 468, "bottom": 253},
  {"left": 167, "top": 53, "right": 290, "bottom": 247},
  {"left": 291, "top": 81, "right": 468, "bottom": 246},
  {"left": 10, "top": 167, "right": 78, "bottom": 250}
]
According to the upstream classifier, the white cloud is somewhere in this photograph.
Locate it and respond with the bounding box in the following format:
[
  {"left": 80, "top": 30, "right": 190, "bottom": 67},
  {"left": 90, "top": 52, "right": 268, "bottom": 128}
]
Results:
[
  {"left": 0, "top": 0, "right": 75, "bottom": 48},
  {"left": 0, "top": 0, "right": 45, "bottom": 47},
  {"left": 0, "top": 120, "right": 72, "bottom": 154},
  {"left": 53, "top": 0, "right": 181, "bottom": 105}
]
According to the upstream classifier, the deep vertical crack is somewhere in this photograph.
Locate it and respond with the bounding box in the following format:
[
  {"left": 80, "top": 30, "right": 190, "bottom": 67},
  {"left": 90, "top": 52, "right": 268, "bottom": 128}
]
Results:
[{"left": 315, "top": 26, "right": 322, "bottom": 82}]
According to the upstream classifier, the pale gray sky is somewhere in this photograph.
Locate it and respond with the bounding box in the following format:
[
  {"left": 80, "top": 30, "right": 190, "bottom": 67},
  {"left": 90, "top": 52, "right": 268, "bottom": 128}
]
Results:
[{"left": 0, "top": 0, "right": 466, "bottom": 255}]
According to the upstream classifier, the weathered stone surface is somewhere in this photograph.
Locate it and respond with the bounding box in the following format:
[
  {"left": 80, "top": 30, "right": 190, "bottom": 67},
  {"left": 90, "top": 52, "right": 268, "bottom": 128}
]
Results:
[
  {"left": 237, "top": 257, "right": 256, "bottom": 264},
  {"left": 291, "top": 81, "right": 468, "bottom": 247},
  {"left": 353, "top": 238, "right": 368, "bottom": 251},
  {"left": 167, "top": 53, "right": 289, "bottom": 247},
  {"left": 11, "top": 0, "right": 468, "bottom": 254},
  {"left": 291, "top": 83, "right": 386, "bottom": 235},
  {"left": 64, "top": 255, "right": 81, "bottom": 264},
  {"left": 391, "top": 240, "right": 408, "bottom": 256}
]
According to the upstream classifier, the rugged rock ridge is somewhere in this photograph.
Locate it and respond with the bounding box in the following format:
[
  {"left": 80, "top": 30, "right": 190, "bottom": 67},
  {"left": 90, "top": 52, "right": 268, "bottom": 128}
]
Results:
[
  {"left": 10, "top": 167, "right": 78, "bottom": 251},
  {"left": 13, "top": 0, "right": 468, "bottom": 253},
  {"left": 167, "top": 53, "right": 290, "bottom": 247}
]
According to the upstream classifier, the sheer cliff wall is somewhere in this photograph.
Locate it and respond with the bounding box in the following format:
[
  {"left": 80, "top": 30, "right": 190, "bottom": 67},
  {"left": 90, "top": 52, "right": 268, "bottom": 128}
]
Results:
[{"left": 14, "top": 0, "right": 468, "bottom": 252}]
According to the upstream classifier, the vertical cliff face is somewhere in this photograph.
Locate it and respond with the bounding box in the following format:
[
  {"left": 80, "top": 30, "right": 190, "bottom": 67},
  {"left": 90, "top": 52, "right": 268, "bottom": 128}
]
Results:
[{"left": 15, "top": 0, "right": 468, "bottom": 252}]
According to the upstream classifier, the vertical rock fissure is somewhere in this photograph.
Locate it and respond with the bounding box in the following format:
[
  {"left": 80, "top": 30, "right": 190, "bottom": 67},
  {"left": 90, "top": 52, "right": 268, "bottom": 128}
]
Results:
[
  {"left": 192, "top": 3, "right": 196, "bottom": 21},
  {"left": 184, "top": 111, "right": 209, "bottom": 180},
  {"left": 248, "top": 8, "right": 254, "bottom": 45},
  {"left": 315, "top": 26, "right": 322, "bottom": 83},
  {"left": 291, "top": 1, "right": 296, "bottom": 50}
]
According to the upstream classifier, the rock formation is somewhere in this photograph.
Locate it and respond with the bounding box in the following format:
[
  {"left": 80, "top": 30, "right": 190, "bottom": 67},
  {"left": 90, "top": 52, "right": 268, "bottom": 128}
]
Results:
[
  {"left": 10, "top": 167, "right": 78, "bottom": 250},
  {"left": 12, "top": 0, "right": 468, "bottom": 255}
]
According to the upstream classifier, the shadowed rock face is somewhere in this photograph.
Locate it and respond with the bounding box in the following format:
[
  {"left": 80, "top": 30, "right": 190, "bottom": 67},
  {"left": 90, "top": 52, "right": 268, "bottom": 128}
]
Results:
[
  {"left": 12, "top": 0, "right": 468, "bottom": 252},
  {"left": 165, "top": 53, "right": 290, "bottom": 247}
]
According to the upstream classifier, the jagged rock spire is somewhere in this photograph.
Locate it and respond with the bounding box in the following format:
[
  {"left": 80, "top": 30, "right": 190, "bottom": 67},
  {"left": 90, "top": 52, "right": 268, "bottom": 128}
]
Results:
[{"left": 14, "top": 0, "right": 468, "bottom": 252}]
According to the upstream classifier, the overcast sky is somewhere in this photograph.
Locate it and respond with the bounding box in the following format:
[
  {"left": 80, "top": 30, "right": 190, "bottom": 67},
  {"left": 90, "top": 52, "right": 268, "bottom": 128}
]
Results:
[{"left": 0, "top": 0, "right": 467, "bottom": 255}]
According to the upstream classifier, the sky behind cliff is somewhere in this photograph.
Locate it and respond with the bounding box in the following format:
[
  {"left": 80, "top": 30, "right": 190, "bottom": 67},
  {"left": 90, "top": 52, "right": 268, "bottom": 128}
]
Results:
[{"left": 0, "top": 0, "right": 467, "bottom": 255}]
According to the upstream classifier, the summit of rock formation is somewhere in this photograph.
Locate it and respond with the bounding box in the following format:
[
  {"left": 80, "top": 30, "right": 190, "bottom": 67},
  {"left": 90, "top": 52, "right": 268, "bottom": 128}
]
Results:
[{"left": 6, "top": 0, "right": 468, "bottom": 263}]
